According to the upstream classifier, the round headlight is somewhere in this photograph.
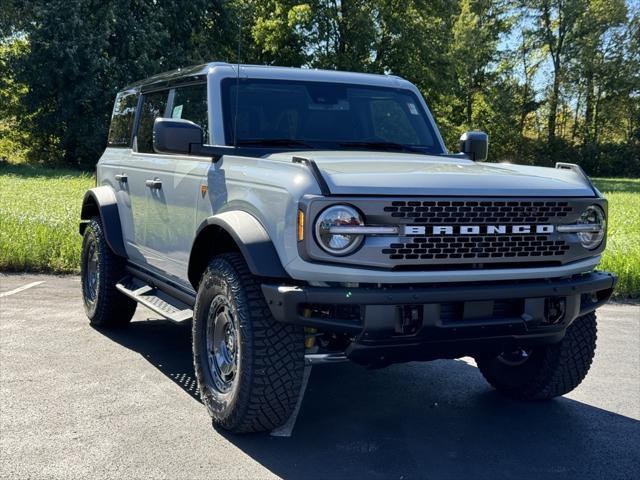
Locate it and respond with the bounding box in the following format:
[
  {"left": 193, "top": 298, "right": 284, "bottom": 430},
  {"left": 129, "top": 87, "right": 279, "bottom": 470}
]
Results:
[
  {"left": 314, "top": 205, "right": 364, "bottom": 255},
  {"left": 577, "top": 205, "right": 606, "bottom": 249}
]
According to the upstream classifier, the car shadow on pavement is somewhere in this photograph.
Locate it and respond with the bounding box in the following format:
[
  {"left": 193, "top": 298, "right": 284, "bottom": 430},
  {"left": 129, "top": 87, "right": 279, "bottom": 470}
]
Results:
[
  {"left": 100, "top": 317, "right": 640, "bottom": 480},
  {"left": 97, "top": 317, "right": 201, "bottom": 403}
]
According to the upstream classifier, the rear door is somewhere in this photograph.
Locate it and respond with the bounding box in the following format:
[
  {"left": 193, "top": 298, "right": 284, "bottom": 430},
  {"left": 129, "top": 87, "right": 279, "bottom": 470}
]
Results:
[{"left": 99, "top": 89, "right": 145, "bottom": 264}]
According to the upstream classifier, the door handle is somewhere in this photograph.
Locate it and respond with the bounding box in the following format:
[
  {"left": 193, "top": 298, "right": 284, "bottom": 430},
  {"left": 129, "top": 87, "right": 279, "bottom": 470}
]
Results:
[
  {"left": 114, "top": 173, "right": 128, "bottom": 183},
  {"left": 145, "top": 179, "right": 162, "bottom": 190}
]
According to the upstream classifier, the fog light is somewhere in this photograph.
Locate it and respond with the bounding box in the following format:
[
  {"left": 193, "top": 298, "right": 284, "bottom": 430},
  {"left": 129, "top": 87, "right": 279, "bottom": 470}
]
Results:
[
  {"left": 395, "top": 305, "right": 423, "bottom": 335},
  {"left": 544, "top": 297, "right": 566, "bottom": 325}
]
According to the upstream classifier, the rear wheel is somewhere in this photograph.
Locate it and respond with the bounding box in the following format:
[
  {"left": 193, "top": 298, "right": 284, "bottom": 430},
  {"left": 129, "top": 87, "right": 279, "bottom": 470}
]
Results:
[
  {"left": 192, "top": 253, "right": 305, "bottom": 433},
  {"left": 475, "top": 312, "right": 598, "bottom": 400},
  {"left": 80, "top": 217, "right": 136, "bottom": 328}
]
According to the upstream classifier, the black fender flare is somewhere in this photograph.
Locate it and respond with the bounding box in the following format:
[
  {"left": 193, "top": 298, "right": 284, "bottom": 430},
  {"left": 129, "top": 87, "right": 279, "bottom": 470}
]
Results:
[
  {"left": 188, "top": 211, "right": 289, "bottom": 286},
  {"left": 79, "top": 186, "right": 127, "bottom": 257}
]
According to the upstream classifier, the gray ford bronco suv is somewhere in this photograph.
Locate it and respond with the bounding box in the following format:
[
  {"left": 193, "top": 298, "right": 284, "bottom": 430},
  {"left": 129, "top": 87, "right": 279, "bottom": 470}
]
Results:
[{"left": 80, "top": 63, "right": 616, "bottom": 433}]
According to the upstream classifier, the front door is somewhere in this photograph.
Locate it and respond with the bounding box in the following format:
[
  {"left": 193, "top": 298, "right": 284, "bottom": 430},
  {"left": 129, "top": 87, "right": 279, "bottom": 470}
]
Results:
[
  {"left": 129, "top": 84, "right": 210, "bottom": 287},
  {"left": 127, "top": 88, "right": 171, "bottom": 274}
]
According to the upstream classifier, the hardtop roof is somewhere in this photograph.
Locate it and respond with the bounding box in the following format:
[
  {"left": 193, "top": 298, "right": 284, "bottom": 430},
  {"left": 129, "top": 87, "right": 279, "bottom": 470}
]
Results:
[{"left": 120, "top": 62, "right": 406, "bottom": 93}]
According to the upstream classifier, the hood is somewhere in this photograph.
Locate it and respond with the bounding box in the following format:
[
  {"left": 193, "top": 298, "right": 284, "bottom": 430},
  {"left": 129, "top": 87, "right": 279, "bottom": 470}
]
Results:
[{"left": 270, "top": 151, "right": 596, "bottom": 197}]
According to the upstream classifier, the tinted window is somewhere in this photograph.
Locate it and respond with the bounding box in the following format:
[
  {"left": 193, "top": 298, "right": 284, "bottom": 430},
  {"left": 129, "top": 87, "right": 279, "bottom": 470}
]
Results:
[
  {"left": 370, "top": 99, "right": 420, "bottom": 144},
  {"left": 221, "top": 79, "right": 441, "bottom": 153},
  {"left": 137, "top": 90, "right": 169, "bottom": 153},
  {"left": 107, "top": 91, "right": 138, "bottom": 147},
  {"left": 171, "top": 84, "right": 208, "bottom": 142}
]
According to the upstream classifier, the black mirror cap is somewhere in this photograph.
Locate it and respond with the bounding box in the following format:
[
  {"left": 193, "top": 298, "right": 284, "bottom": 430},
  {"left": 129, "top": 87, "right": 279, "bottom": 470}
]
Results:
[
  {"left": 153, "top": 118, "right": 203, "bottom": 154},
  {"left": 459, "top": 131, "right": 488, "bottom": 162}
]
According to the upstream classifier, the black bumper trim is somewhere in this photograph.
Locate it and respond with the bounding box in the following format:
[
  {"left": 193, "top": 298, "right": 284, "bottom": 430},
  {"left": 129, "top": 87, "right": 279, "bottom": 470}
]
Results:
[
  {"left": 262, "top": 271, "right": 616, "bottom": 330},
  {"left": 262, "top": 271, "right": 616, "bottom": 364}
]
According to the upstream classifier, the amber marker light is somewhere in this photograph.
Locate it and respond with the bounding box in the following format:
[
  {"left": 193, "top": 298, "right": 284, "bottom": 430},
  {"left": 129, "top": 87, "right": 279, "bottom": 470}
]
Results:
[{"left": 297, "top": 210, "right": 305, "bottom": 241}]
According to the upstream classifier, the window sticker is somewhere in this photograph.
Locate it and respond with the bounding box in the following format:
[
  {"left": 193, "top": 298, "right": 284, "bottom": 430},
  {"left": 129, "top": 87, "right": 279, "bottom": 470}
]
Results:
[
  {"left": 407, "top": 102, "right": 419, "bottom": 115},
  {"left": 172, "top": 105, "right": 183, "bottom": 119}
]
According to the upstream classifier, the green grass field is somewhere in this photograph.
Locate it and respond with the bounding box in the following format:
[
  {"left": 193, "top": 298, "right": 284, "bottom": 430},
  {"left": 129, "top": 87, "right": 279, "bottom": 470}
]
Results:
[
  {"left": 592, "top": 178, "right": 640, "bottom": 299},
  {"left": 0, "top": 163, "right": 638, "bottom": 298},
  {"left": 0, "top": 163, "right": 94, "bottom": 273}
]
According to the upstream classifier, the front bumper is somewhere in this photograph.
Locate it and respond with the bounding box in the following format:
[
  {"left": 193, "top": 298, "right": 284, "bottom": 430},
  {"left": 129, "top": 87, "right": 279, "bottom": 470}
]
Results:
[
  {"left": 283, "top": 255, "right": 602, "bottom": 284},
  {"left": 262, "top": 271, "right": 617, "bottom": 364}
]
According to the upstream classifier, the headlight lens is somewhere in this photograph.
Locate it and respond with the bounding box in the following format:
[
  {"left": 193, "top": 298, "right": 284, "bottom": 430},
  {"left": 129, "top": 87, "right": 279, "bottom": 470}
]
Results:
[
  {"left": 314, "top": 205, "right": 364, "bottom": 255},
  {"left": 577, "top": 205, "right": 606, "bottom": 249}
]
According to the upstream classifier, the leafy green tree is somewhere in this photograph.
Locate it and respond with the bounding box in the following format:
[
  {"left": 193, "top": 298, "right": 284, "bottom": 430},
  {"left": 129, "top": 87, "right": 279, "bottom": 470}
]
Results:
[
  {"left": 570, "top": 0, "right": 627, "bottom": 145},
  {"left": 451, "top": 0, "right": 509, "bottom": 128},
  {"left": 246, "top": 0, "right": 313, "bottom": 66},
  {"left": 628, "top": 12, "right": 640, "bottom": 145},
  {"left": 0, "top": 0, "right": 27, "bottom": 37},
  {"left": 8, "top": 0, "right": 231, "bottom": 168},
  {"left": 0, "top": 38, "right": 29, "bottom": 162},
  {"left": 526, "top": 0, "right": 585, "bottom": 143}
]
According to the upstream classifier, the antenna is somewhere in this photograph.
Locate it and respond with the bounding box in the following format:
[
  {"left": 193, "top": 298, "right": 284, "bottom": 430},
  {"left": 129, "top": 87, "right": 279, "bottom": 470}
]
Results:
[{"left": 233, "top": 14, "right": 242, "bottom": 149}]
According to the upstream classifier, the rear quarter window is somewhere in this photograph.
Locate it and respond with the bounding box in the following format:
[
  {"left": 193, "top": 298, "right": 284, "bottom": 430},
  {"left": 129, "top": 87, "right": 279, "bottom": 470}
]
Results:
[{"left": 107, "top": 91, "right": 138, "bottom": 147}]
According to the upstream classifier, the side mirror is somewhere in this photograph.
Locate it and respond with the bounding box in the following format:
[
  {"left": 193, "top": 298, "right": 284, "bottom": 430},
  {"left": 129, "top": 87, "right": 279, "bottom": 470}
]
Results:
[
  {"left": 153, "top": 118, "right": 203, "bottom": 154},
  {"left": 459, "top": 131, "right": 488, "bottom": 162}
]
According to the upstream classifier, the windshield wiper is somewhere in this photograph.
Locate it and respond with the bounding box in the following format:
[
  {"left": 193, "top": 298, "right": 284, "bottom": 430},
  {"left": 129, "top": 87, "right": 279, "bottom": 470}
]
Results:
[
  {"left": 339, "top": 141, "right": 425, "bottom": 153},
  {"left": 236, "top": 138, "right": 314, "bottom": 148}
]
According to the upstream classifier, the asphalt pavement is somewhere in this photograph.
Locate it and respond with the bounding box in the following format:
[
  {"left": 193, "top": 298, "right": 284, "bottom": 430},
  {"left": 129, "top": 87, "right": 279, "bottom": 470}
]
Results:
[{"left": 1, "top": 273, "right": 638, "bottom": 480}]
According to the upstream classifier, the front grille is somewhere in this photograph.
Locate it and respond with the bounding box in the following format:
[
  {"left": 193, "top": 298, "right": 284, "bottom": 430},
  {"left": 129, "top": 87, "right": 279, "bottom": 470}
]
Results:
[
  {"left": 302, "top": 196, "right": 595, "bottom": 270},
  {"left": 383, "top": 200, "right": 573, "bottom": 224},
  {"left": 377, "top": 199, "right": 575, "bottom": 264},
  {"left": 382, "top": 235, "right": 570, "bottom": 261}
]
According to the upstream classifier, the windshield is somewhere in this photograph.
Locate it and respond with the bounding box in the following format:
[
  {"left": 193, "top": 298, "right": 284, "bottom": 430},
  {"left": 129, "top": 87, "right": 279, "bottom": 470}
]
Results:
[{"left": 221, "top": 78, "right": 443, "bottom": 154}]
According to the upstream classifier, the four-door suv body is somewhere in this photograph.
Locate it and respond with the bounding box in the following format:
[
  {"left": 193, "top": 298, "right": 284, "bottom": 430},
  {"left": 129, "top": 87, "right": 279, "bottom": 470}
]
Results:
[{"left": 80, "top": 62, "right": 616, "bottom": 433}]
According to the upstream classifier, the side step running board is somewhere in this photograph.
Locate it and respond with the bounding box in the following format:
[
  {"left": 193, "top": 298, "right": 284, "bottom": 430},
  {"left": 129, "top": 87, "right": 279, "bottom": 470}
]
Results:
[{"left": 116, "top": 276, "right": 193, "bottom": 323}]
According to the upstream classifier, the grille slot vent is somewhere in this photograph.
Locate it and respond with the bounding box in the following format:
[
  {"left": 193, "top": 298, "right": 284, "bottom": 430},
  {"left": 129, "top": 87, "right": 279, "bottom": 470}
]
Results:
[
  {"left": 383, "top": 200, "right": 573, "bottom": 224},
  {"left": 382, "top": 235, "right": 570, "bottom": 261}
]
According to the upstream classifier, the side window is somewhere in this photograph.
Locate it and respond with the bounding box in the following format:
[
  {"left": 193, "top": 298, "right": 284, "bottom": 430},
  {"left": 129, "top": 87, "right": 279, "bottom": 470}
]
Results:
[
  {"left": 136, "top": 90, "right": 169, "bottom": 153},
  {"left": 107, "top": 91, "right": 138, "bottom": 147},
  {"left": 171, "top": 84, "right": 208, "bottom": 142}
]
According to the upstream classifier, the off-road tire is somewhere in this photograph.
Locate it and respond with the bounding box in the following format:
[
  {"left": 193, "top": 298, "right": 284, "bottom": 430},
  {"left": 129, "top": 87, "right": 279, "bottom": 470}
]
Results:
[
  {"left": 475, "top": 312, "right": 597, "bottom": 400},
  {"left": 80, "top": 217, "right": 136, "bottom": 328},
  {"left": 192, "top": 252, "right": 305, "bottom": 433}
]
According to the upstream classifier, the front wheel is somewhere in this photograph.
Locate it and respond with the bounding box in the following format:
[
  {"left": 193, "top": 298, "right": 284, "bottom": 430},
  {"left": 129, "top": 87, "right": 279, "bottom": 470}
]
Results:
[
  {"left": 192, "top": 253, "right": 305, "bottom": 433},
  {"left": 475, "top": 312, "right": 598, "bottom": 400}
]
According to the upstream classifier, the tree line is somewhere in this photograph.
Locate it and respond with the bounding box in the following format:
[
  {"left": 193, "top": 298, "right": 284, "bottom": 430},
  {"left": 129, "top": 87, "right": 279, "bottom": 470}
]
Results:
[{"left": 1, "top": 0, "right": 638, "bottom": 175}]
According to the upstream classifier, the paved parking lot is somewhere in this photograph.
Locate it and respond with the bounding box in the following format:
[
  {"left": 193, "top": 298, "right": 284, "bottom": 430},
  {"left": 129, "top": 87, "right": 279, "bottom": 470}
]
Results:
[{"left": 1, "top": 274, "right": 639, "bottom": 479}]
